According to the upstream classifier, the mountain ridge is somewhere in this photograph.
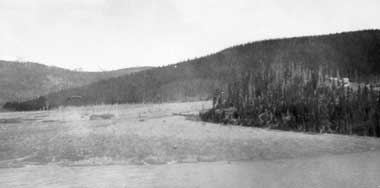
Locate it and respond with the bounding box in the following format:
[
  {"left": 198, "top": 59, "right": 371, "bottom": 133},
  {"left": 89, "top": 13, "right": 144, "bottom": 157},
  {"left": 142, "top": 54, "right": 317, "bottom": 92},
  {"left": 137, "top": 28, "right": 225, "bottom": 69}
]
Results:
[
  {"left": 4, "top": 29, "right": 380, "bottom": 110},
  {"left": 0, "top": 60, "right": 152, "bottom": 105}
]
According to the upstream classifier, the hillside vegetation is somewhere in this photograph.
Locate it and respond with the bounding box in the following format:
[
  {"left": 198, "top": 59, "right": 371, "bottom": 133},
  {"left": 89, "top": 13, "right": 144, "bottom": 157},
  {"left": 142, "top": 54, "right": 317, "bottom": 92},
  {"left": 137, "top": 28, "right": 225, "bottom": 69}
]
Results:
[
  {"left": 5, "top": 30, "right": 380, "bottom": 110},
  {"left": 200, "top": 62, "right": 380, "bottom": 137},
  {"left": 0, "top": 61, "right": 151, "bottom": 106}
]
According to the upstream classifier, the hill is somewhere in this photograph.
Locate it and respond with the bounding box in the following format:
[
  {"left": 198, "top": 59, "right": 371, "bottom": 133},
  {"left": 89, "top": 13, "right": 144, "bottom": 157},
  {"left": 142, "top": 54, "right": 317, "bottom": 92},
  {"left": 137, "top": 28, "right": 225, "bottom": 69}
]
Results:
[
  {"left": 7, "top": 30, "right": 380, "bottom": 110},
  {"left": 0, "top": 61, "right": 151, "bottom": 106}
]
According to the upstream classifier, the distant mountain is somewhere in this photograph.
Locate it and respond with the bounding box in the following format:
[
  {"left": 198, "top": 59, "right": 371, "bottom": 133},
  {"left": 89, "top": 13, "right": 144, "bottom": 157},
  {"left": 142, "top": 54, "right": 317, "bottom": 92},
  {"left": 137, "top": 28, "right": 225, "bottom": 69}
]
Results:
[
  {"left": 0, "top": 61, "right": 151, "bottom": 105},
  {"left": 6, "top": 30, "right": 380, "bottom": 110}
]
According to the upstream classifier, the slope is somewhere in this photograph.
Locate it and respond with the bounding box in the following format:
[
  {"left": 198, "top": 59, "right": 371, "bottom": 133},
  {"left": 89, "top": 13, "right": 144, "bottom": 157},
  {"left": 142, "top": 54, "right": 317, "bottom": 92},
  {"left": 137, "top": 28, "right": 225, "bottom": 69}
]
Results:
[
  {"left": 10, "top": 29, "right": 380, "bottom": 109},
  {"left": 0, "top": 61, "right": 151, "bottom": 105}
]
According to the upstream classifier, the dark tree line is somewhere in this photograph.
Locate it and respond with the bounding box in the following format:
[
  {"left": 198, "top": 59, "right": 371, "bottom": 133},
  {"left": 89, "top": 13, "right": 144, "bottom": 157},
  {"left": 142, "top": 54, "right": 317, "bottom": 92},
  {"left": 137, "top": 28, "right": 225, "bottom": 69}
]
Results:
[
  {"left": 3, "top": 96, "right": 48, "bottom": 111},
  {"left": 201, "top": 63, "right": 380, "bottom": 137}
]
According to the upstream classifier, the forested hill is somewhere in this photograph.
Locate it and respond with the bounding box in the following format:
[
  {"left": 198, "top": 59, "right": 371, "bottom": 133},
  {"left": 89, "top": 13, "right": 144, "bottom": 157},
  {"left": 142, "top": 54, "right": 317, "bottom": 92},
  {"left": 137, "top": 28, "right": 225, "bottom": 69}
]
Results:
[
  {"left": 0, "top": 61, "right": 151, "bottom": 105},
  {"left": 9, "top": 30, "right": 380, "bottom": 109}
]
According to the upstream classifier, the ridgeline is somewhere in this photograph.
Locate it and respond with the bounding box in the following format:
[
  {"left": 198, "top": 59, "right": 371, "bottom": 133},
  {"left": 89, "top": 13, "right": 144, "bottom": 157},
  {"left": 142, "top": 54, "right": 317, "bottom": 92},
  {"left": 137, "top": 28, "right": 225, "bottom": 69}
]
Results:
[{"left": 4, "top": 29, "right": 380, "bottom": 111}]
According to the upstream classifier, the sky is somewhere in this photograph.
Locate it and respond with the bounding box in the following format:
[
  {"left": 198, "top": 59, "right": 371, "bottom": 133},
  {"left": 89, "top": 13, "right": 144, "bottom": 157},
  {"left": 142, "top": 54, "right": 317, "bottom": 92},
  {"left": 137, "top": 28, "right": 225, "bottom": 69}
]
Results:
[{"left": 0, "top": 0, "right": 380, "bottom": 71}]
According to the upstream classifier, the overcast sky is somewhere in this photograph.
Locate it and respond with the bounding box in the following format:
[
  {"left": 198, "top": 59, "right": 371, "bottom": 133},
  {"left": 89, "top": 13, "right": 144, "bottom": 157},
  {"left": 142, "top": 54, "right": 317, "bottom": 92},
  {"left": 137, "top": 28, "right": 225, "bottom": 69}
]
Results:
[{"left": 1, "top": 0, "right": 379, "bottom": 71}]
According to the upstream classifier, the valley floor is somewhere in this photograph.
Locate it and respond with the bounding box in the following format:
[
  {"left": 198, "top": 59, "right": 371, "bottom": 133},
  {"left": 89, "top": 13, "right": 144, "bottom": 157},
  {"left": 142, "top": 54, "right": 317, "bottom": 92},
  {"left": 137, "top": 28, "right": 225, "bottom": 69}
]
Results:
[
  {"left": 1, "top": 151, "right": 379, "bottom": 188},
  {"left": 0, "top": 101, "right": 380, "bottom": 187}
]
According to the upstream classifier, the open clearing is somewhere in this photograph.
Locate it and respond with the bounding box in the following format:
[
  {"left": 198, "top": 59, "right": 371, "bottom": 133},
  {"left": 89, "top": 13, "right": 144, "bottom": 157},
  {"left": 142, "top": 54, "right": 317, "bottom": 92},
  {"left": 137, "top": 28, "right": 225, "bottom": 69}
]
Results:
[{"left": 0, "top": 101, "right": 380, "bottom": 188}]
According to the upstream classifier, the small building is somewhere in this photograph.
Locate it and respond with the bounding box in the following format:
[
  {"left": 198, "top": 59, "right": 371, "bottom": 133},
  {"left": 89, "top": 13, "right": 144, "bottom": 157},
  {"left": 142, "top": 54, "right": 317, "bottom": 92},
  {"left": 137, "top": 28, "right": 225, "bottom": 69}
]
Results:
[{"left": 65, "top": 96, "right": 83, "bottom": 106}]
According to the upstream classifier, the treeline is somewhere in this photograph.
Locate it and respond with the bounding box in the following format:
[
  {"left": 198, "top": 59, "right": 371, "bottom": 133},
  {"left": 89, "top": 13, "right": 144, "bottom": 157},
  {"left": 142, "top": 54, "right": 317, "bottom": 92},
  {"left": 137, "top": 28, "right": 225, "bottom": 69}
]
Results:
[
  {"left": 3, "top": 96, "right": 48, "bottom": 111},
  {"left": 5, "top": 30, "right": 380, "bottom": 111},
  {"left": 201, "top": 62, "right": 380, "bottom": 137}
]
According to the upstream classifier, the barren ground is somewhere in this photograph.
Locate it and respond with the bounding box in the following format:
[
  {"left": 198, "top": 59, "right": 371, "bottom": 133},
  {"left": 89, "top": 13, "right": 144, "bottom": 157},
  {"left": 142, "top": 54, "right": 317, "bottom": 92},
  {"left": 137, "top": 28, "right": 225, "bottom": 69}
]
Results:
[{"left": 0, "top": 101, "right": 380, "bottom": 188}]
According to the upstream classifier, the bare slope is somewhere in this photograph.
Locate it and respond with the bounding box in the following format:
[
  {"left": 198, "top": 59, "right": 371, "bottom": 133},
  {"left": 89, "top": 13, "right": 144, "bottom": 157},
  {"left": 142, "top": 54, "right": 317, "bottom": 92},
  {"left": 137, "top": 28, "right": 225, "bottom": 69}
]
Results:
[{"left": 0, "top": 60, "right": 151, "bottom": 105}]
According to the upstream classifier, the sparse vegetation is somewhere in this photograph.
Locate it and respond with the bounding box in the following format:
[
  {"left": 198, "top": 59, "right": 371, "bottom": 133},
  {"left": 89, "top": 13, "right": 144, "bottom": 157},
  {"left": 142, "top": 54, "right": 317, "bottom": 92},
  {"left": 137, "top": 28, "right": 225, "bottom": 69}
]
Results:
[
  {"left": 1, "top": 102, "right": 379, "bottom": 168},
  {"left": 0, "top": 60, "right": 151, "bottom": 107}
]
